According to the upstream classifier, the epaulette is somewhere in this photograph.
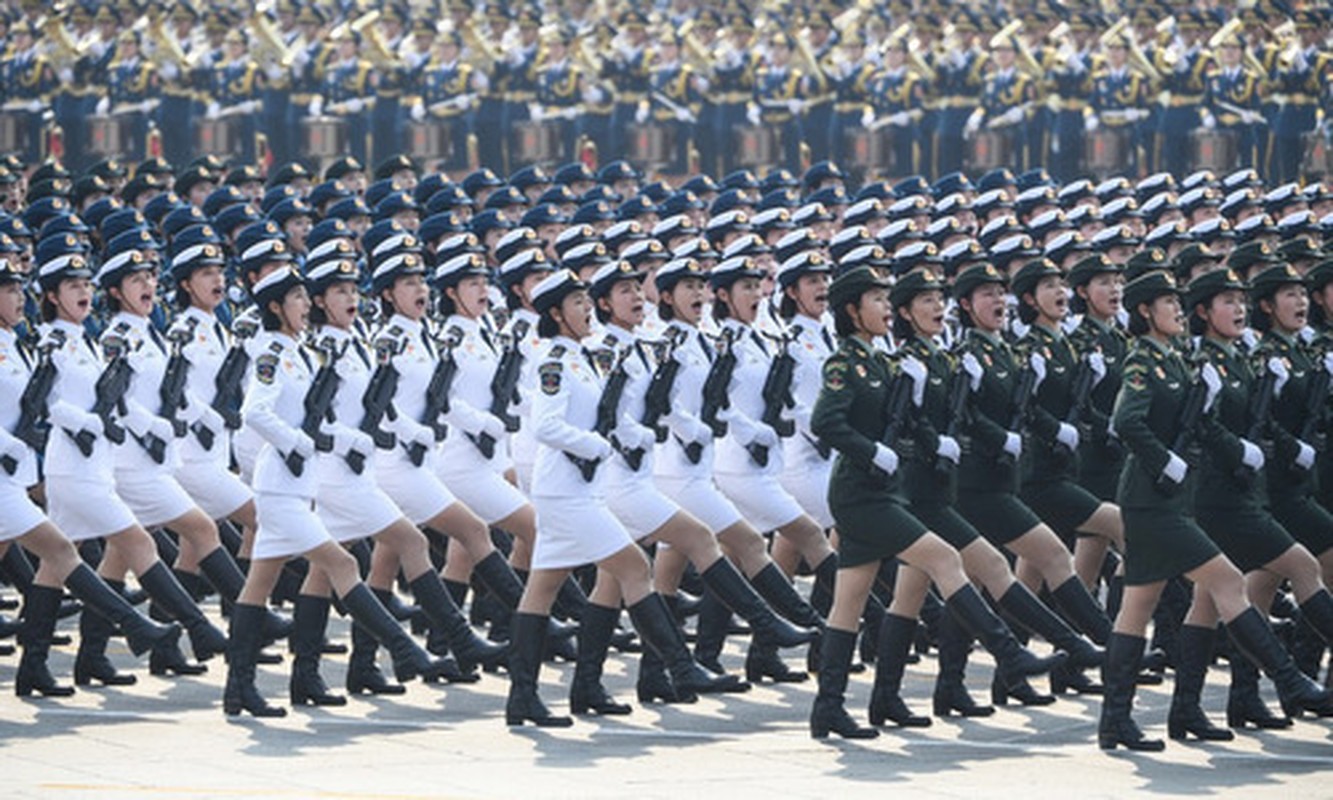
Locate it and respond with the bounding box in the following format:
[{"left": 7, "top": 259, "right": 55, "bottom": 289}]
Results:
[
  {"left": 268, "top": 339, "right": 285, "bottom": 354},
  {"left": 548, "top": 344, "right": 567, "bottom": 359},
  {"left": 511, "top": 319, "right": 531, "bottom": 340},
  {"left": 101, "top": 331, "right": 130, "bottom": 361},
  {"left": 444, "top": 325, "right": 465, "bottom": 349}
]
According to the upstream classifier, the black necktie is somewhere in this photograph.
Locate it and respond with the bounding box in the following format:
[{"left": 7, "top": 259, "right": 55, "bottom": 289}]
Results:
[
  {"left": 83, "top": 332, "right": 99, "bottom": 357},
  {"left": 214, "top": 320, "right": 229, "bottom": 348},
  {"left": 751, "top": 330, "right": 769, "bottom": 356},
  {"left": 352, "top": 338, "right": 371, "bottom": 369},
  {"left": 582, "top": 347, "right": 600, "bottom": 375},
  {"left": 698, "top": 333, "right": 714, "bottom": 362},
  {"left": 148, "top": 325, "right": 166, "bottom": 354},
  {"left": 420, "top": 328, "right": 436, "bottom": 359},
  {"left": 298, "top": 347, "right": 313, "bottom": 373},
  {"left": 15, "top": 338, "right": 31, "bottom": 370},
  {"left": 480, "top": 325, "right": 497, "bottom": 354},
  {"left": 820, "top": 327, "right": 835, "bottom": 351}
]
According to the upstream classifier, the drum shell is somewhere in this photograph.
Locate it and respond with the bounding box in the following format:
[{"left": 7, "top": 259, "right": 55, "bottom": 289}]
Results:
[
  {"left": 1084, "top": 127, "right": 1130, "bottom": 175},
  {"left": 842, "top": 128, "right": 895, "bottom": 171},
  {"left": 0, "top": 112, "right": 23, "bottom": 153},
  {"left": 405, "top": 120, "right": 452, "bottom": 161},
  {"left": 195, "top": 118, "right": 240, "bottom": 157},
  {"left": 966, "top": 130, "right": 1013, "bottom": 172},
  {"left": 301, "top": 116, "right": 348, "bottom": 159},
  {"left": 88, "top": 115, "right": 133, "bottom": 158},
  {"left": 734, "top": 125, "right": 778, "bottom": 168},
  {"left": 1188, "top": 130, "right": 1237, "bottom": 173},
  {"left": 626, "top": 124, "right": 674, "bottom": 166},
  {"left": 512, "top": 121, "right": 560, "bottom": 163}
]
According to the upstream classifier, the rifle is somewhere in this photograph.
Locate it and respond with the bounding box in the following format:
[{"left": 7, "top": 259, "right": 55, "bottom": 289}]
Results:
[
  {"left": 70, "top": 354, "right": 132, "bottom": 456},
  {"left": 568, "top": 347, "right": 632, "bottom": 481},
  {"left": 475, "top": 331, "right": 523, "bottom": 459},
  {"left": 1299, "top": 366, "right": 1331, "bottom": 447},
  {"left": 699, "top": 328, "right": 738, "bottom": 440},
  {"left": 147, "top": 318, "right": 200, "bottom": 464},
  {"left": 360, "top": 355, "right": 399, "bottom": 454},
  {"left": 874, "top": 369, "right": 915, "bottom": 481},
  {"left": 999, "top": 362, "right": 1038, "bottom": 466},
  {"left": 635, "top": 333, "right": 684, "bottom": 469},
  {"left": 1234, "top": 362, "right": 1277, "bottom": 485},
  {"left": 1054, "top": 354, "right": 1097, "bottom": 461},
  {"left": 207, "top": 343, "right": 249, "bottom": 450},
  {"left": 1155, "top": 375, "right": 1208, "bottom": 494},
  {"left": 2, "top": 337, "right": 59, "bottom": 475},
  {"left": 284, "top": 339, "right": 341, "bottom": 477},
  {"left": 413, "top": 330, "right": 460, "bottom": 466},
  {"left": 934, "top": 368, "right": 970, "bottom": 478},
  {"left": 749, "top": 334, "right": 797, "bottom": 467}
]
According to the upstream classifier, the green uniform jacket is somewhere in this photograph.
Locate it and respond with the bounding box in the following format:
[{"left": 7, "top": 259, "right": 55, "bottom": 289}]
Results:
[
  {"left": 1192, "top": 336, "right": 1268, "bottom": 510},
  {"left": 1019, "top": 322, "right": 1081, "bottom": 485},
  {"left": 1112, "top": 335, "right": 1195, "bottom": 511},
  {"left": 897, "top": 334, "right": 955, "bottom": 504},
  {"left": 1254, "top": 330, "right": 1318, "bottom": 500},
  {"left": 1069, "top": 315, "right": 1129, "bottom": 497},
  {"left": 956, "top": 328, "right": 1022, "bottom": 493},
  {"left": 811, "top": 335, "right": 903, "bottom": 494}
]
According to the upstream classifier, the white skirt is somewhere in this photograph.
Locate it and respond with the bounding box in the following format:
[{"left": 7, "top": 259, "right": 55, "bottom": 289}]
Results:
[
  {"left": 781, "top": 460, "right": 834, "bottom": 529},
  {"left": 114, "top": 469, "right": 198, "bottom": 529},
  {"left": 0, "top": 482, "right": 46, "bottom": 541},
  {"left": 253, "top": 493, "right": 330, "bottom": 560},
  {"left": 436, "top": 444, "right": 527, "bottom": 524},
  {"left": 316, "top": 480, "right": 404, "bottom": 543},
  {"left": 47, "top": 476, "right": 138, "bottom": 542},
  {"left": 375, "top": 451, "right": 455, "bottom": 526},
  {"left": 605, "top": 470, "right": 678, "bottom": 541},
  {"left": 175, "top": 459, "right": 253, "bottom": 520},
  {"left": 532, "top": 495, "right": 635, "bottom": 570},
  {"left": 715, "top": 470, "right": 805, "bottom": 534},
  {"left": 652, "top": 473, "right": 743, "bottom": 536}
]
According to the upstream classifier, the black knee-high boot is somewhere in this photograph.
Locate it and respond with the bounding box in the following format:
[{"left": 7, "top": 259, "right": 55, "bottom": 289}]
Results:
[
  {"left": 65, "top": 564, "right": 179, "bottom": 686},
  {"left": 637, "top": 595, "right": 693, "bottom": 704},
  {"left": 138, "top": 562, "right": 227, "bottom": 660},
  {"left": 1098, "top": 633, "right": 1164, "bottom": 751},
  {"left": 409, "top": 572, "right": 507, "bottom": 671},
  {"left": 15, "top": 585, "right": 75, "bottom": 697},
  {"left": 932, "top": 610, "right": 993, "bottom": 718},
  {"left": 869, "top": 613, "right": 932, "bottom": 727},
  {"left": 222, "top": 603, "right": 286, "bottom": 718},
  {"left": 810, "top": 628, "right": 879, "bottom": 739},
  {"left": 289, "top": 595, "right": 346, "bottom": 707},
  {"left": 946, "top": 585, "right": 1065, "bottom": 690},
  {"left": 1167, "top": 624, "right": 1232, "bottom": 741},
  {"left": 692, "top": 588, "right": 732, "bottom": 674},
  {"left": 570, "top": 603, "right": 632, "bottom": 715},
  {"left": 505, "top": 612, "right": 573, "bottom": 727},
  {"left": 345, "top": 617, "right": 404, "bottom": 695},
  {"left": 1226, "top": 652, "right": 1291, "bottom": 729},
  {"left": 338, "top": 584, "right": 450, "bottom": 683},
  {"left": 199, "top": 548, "right": 291, "bottom": 642},
  {"left": 628, "top": 592, "right": 749, "bottom": 697},
  {"left": 1226, "top": 607, "right": 1333, "bottom": 718}
]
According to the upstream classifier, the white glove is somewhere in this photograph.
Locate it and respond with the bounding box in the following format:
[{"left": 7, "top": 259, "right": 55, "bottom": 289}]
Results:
[
  {"left": 345, "top": 98, "right": 364, "bottom": 113},
  {"left": 899, "top": 356, "right": 928, "bottom": 407},
  {"left": 308, "top": 98, "right": 323, "bottom": 117},
  {"left": 1296, "top": 440, "right": 1317, "bottom": 470},
  {"left": 787, "top": 99, "right": 806, "bottom": 115},
  {"left": 964, "top": 108, "right": 983, "bottom": 138},
  {"left": 1084, "top": 114, "right": 1099, "bottom": 133},
  {"left": 147, "top": 417, "right": 176, "bottom": 444},
  {"left": 206, "top": 101, "right": 221, "bottom": 119},
  {"left": 1267, "top": 356, "right": 1289, "bottom": 397},
  {"left": 960, "top": 352, "right": 983, "bottom": 392},
  {"left": 480, "top": 414, "right": 507, "bottom": 440},
  {"left": 49, "top": 401, "right": 103, "bottom": 438},
  {"left": 332, "top": 427, "right": 373, "bottom": 458},
  {"left": 1201, "top": 110, "right": 1216, "bottom": 129},
  {"left": 751, "top": 424, "right": 781, "bottom": 449},
  {"left": 24, "top": 100, "right": 42, "bottom": 113},
  {"left": 936, "top": 435, "right": 961, "bottom": 464},
  {"left": 1056, "top": 422, "right": 1080, "bottom": 452},
  {"left": 410, "top": 102, "right": 425, "bottom": 122},
  {"left": 1239, "top": 438, "right": 1265, "bottom": 471},
  {"left": 1241, "top": 110, "right": 1263, "bottom": 125},
  {"left": 1003, "top": 431, "right": 1023, "bottom": 460},
  {"left": 746, "top": 104, "right": 761, "bottom": 126},
  {"left": 1029, "top": 352, "right": 1047, "bottom": 392},
  {"left": 291, "top": 431, "right": 317, "bottom": 460},
  {"left": 95, "top": 96, "right": 110, "bottom": 116},
  {"left": 196, "top": 406, "right": 225, "bottom": 440},
  {"left": 1128, "top": 108, "right": 1148, "bottom": 122},
  {"left": 591, "top": 436, "right": 614, "bottom": 461},
  {"left": 1088, "top": 352, "right": 1107, "bottom": 387},
  {"left": 674, "top": 106, "right": 693, "bottom": 122},
  {"left": 583, "top": 85, "right": 607, "bottom": 105},
  {"left": 1201, "top": 362, "right": 1223, "bottom": 413},
  {"left": 872, "top": 443, "right": 899, "bottom": 475},
  {"left": 887, "top": 111, "right": 911, "bottom": 126},
  {"left": 635, "top": 105, "right": 649, "bottom": 124},
  {"left": 611, "top": 414, "right": 651, "bottom": 450},
  {"left": 1161, "top": 451, "right": 1188, "bottom": 485},
  {"left": 860, "top": 108, "right": 875, "bottom": 128},
  {"left": 265, "top": 64, "right": 285, "bottom": 82},
  {"left": 528, "top": 102, "right": 544, "bottom": 122},
  {"left": 0, "top": 436, "right": 25, "bottom": 465},
  {"left": 1293, "top": 49, "right": 1310, "bottom": 73}
]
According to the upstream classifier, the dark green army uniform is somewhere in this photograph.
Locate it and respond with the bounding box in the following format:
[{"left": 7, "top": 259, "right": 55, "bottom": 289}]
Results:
[
  {"left": 1191, "top": 334, "right": 1298, "bottom": 572},
  {"left": 1306, "top": 260, "right": 1333, "bottom": 517},
  {"left": 897, "top": 332, "right": 980, "bottom": 551},
  {"left": 954, "top": 326, "right": 1043, "bottom": 544},
  {"left": 1112, "top": 333, "right": 1221, "bottom": 586},
  {"left": 1018, "top": 321, "right": 1103, "bottom": 543},
  {"left": 811, "top": 334, "right": 928, "bottom": 568},
  {"left": 1254, "top": 327, "right": 1333, "bottom": 556},
  {"left": 1069, "top": 313, "right": 1129, "bottom": 501}
]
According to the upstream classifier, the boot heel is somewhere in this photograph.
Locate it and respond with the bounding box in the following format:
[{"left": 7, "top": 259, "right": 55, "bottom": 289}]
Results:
[{"left": 1167, "top": 719, "right": 1187, "bottom": 741}]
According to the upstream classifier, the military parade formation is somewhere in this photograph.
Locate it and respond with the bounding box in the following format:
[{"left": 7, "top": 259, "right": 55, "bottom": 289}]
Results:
[{"left": 3, "top": 0, "right": 1333, "bottom": 759}]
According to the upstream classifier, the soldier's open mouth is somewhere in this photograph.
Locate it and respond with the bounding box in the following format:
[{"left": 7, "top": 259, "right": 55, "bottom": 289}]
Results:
[
  {"left": 414, "top": 297, "right": 427, "bottom": 311},
  {"left": 210, "top": 287, "right": 223, "bottom": 300},
  {"left": 814, "top": 293, "right": 827, "bottom": 304},
  {"left": 345, "top": 305, "right": 357, "bottom": 317},
  {"left": 630, "top": 302, "right": 643, "bottom": 315}
]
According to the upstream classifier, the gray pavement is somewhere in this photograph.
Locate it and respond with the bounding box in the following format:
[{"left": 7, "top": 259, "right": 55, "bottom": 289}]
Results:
[{"left": 3, "top": 608, "right": 1331, "bottom": 799}]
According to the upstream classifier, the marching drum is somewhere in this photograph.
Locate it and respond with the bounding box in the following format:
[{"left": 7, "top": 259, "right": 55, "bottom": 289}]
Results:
[
  {"left": 1083, "top": 127, "right": 1131, "bottom": 177},
  {"left": 87, "top": 115, "right": 133, "bottom": 158},
  {"left": 626, "top": 124, "right": 674, "bottom": 167},
  {"left": 0, "top": 112, "right": 23, "bottom": 154},
  {"left": 301, "top": 116, "right": 348, "bottom": 159},
  {"left": 512, "top": 120, "right": 560, "bottom": 165},
  {"left": 734, "top": 125, "right": 778, "bottom": 168},
  {"left": 405, "top": 120, "right": 451, "bottom": 161},
  {"left": 195, "top": 117, "right": 240, "bottom": 158},
  {"left": 1189, "top": 129, "right": 1237, "bottom": 173},
  {"left": 966, "top": 130, "right": 1013, "bottom": 173},
  {"left": 1302, "top": 132, "right": 1333, "bottom": 178},
  {"left": 843, "top": 128, "right": 894, "bottom": 173}
]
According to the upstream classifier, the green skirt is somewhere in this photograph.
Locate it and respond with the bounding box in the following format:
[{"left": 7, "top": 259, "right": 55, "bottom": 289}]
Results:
[
  {"left": 1196, "top": 503, "right": 1296, "bottom": 573},
  {"left": 1020, "top": 478, "right": 1102, "bottom": 547},
  {"left": 829, "top": 471, "right": 929, "bottom": 568},
  {"left": 1121, "top": 508, "right": 1220, "bottom": 586},
  {"left": 957, "top": 490, "right": 1043, "bottom": 547}
]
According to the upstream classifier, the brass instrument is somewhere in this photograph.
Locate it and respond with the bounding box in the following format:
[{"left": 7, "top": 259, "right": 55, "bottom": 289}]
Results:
[
  {"left": 900, "top": 24, "right": 938, "bottom": 83},
  {"left": 43, "top": 12, "right": 85, "bottom": 68},
  {"left": 1099, "top": 18, "right": 1131, "bottom": 49},
  {"left": 1207, "top": 18, "right": 1243, "bottom": 50},
  {"left": 1275, "top": 21, "right": 1302, "bottom": 69},
  {"left": 352, "top": 11, "right": 401, "bottom": 69},
  {"left": 794, "top": 24, "right": 829, "bottom": 80},
  {"left": 989, "top": 20, "right": 1044, "bottom": 79},
  {"left": 249, "top": 7, "right": 294, "bottom": 70},
  {"left": 459, "top": 16, "right": 501, "bottom": 69}
]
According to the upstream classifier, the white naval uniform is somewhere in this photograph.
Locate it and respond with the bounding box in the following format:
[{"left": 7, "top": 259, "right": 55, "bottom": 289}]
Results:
[
  {"left": 41, "top": 319, "right": 137, "bottom": 540},
  {"left": 594, "top": 324, "right": 678, "bottom": 540},
  {"left": 240, "top": 332, "right": 333, "bottom": 560},
  {"left": 652, "top": 321, "right": 744, "bottom": 535},
  {"left": 100, "top": 313, "right": 196, "bottom": 528},
  {"left": 0, "top": 328, "right": 48, "bottom": 539},
  {"left": 232, "top": 307, "right": 273, "bottom": 484},
  {"left": 434, "top": 314, "right": 527, "bottom": 524},
  {"left": 778, "top": 313, "right": 835, "bottom": 527},
  {"left": 369, "top": 313, "right": 457, "bottom": 525},
  {"left": 501, "top": 308, "right": 543, "bottom": 492},
  {"left": 310, "top": 326, "right": 402, "bottom": 543},
  {"left": 712, "top": 319, "right": 805, "bottom": 533},
  {"left": 170, "top": 306, "right": 254, "bottom": 520},
  {"left": 529, "top": 336, "right": 632, "bottom": 570}
]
